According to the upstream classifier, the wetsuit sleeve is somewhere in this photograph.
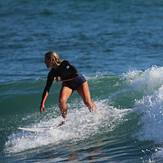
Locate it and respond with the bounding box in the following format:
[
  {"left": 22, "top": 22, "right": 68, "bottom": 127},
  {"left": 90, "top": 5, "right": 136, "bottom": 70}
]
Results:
[{"left": 44, "top": 70, "right": 56, "bottom": 92}]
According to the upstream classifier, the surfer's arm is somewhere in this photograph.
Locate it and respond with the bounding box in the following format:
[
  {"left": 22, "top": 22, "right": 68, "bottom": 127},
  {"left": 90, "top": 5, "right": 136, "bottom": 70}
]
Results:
[
  {"left": 40, "top": 90, "right": 48, "bottom": 112},
  {"left": 40, "top": 75, "right": 54, "bottom": 112}
]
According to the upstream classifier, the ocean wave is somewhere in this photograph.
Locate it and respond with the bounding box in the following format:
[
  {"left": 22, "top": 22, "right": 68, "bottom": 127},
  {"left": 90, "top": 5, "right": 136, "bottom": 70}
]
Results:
[
  {"left": 134, "top": 85, "right": 163, "bottom": 143},
  {"left": 123, "top": 66, "right": 163, "bottom": 144},
  {"left": 123, "top": 66, "right": 163, "bottom": 143},
  {"left": 3, "top": 66, "right": 163, "bottom": 157},
  {"left": 123, "top": 66, "right": 163, "bottom": 160}
]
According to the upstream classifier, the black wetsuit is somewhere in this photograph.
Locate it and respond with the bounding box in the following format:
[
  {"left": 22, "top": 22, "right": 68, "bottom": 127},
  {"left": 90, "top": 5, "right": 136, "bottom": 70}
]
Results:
[{"left": 45, "top": 60, "right": 86, "bottom": 91}]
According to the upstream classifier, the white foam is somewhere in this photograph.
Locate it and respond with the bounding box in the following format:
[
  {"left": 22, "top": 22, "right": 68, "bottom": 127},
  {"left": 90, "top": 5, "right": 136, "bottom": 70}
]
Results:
[
  {"left": 152, "top": 148, "right": 163, "bottom": 160},
  {"left": 123, "top": 66, "right": 163, "bottom": 93},
  {"left": 5, "top": 100, "right": 130, "bottom": 153},
  {"left": 135, "top": 85, "right": 163, "bottom": 143},
  {"left": 124, "top": 66, "right": 163, "bottom": 144},
  {"left": 124, "top": 67, "right": 163, "bottom": 159}
]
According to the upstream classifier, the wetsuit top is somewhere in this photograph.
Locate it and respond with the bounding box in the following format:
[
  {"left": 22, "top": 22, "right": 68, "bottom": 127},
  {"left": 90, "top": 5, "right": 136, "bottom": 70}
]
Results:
[{"left": 45, "top": 60, "right": 78, "bottom": 92}]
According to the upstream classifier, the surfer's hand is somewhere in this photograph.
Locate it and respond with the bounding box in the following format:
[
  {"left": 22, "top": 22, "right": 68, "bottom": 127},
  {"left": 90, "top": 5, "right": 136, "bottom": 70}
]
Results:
[
  {"left": 89, "top": 102, "right": 97, "bottom": 112},
  {"left": 40, "top": 104, "right": 46, "bottom": 113}
]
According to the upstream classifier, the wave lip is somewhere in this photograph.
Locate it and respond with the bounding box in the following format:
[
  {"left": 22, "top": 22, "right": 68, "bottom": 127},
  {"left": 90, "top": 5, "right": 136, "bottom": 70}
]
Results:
[
  {"left": 130, "top": 67, "right": 163, "bottom": 145},
  {"left": 135, "top": 85, "right": 163, "bottom": 144},
  {"left": 123, "top": 66, "right": 163, "bottom": 160},
  {"left": 123, "top": 66, "right": 163, "bottom": 93}
]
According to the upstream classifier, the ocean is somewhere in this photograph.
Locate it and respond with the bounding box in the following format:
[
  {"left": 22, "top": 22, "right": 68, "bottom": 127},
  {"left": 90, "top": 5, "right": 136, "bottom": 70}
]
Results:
[{"left": 0, "top": 0, "right": 163, "bottom": 162}]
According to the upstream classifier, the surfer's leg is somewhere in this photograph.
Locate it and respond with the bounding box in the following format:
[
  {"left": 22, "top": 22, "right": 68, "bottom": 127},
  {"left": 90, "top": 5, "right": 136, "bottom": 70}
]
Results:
[
  {"left": 59, "top": 86, "right": 73, "bottom": 118},
  {"left": 77, "top": 81, "right": 96, "bottom": 111}
]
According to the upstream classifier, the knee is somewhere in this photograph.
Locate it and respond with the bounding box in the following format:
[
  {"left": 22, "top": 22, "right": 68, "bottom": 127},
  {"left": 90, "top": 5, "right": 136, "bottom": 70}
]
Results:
[{"left": 59, "top": 98, "right": 67, "bottom": 106}]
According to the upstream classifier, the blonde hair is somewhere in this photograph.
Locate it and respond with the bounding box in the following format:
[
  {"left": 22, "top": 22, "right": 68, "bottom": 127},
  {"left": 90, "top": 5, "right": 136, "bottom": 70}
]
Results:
[{"left": 44, "top": 51, "right": 62, "bottom": 66}]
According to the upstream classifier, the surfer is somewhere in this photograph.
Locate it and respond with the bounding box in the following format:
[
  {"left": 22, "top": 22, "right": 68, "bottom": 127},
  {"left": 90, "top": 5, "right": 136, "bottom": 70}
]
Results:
[{"left": 40, "top": 51, "right": 96, "bottom": 120}]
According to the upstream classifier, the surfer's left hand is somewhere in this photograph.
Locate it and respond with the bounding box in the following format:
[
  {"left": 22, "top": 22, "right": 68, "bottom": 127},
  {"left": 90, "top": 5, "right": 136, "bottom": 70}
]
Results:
[{"left": 40, "top": 104, "right": 46, "bottom": 113}]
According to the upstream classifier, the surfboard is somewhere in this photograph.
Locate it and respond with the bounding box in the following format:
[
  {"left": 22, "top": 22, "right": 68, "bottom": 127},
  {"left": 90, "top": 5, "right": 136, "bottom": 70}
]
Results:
[
  {"left": 18, "top": 127, "right": 48, "bottom": 133},
  {"left": 18, "top": 121, "right": 65, "bottom": 132}
]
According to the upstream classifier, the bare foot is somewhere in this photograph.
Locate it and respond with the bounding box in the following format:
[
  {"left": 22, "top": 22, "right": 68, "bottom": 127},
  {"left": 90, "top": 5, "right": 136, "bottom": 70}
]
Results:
[{"left": 57, "top": 121, "right": 65, "bottom": 127}]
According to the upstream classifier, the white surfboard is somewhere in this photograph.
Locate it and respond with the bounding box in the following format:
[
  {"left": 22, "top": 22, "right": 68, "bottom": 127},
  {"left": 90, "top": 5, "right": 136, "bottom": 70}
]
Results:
[
  {"left": 18, "top": 120, "right": 65, "bottom": 132},
  {"left": 18, "top": 127, "right": 48, "bottom": 133}
]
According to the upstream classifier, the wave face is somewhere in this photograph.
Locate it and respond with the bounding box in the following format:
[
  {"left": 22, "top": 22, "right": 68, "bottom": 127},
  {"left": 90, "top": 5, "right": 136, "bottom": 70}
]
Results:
[{"left": 0, "top": 66, "right": 162, "bottom": 162}]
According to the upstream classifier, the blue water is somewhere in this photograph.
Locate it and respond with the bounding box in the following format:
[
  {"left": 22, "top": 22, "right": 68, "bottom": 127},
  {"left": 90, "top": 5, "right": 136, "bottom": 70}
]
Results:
[{"left": 1, "top": 0, "right": 163, "bottom": 162}]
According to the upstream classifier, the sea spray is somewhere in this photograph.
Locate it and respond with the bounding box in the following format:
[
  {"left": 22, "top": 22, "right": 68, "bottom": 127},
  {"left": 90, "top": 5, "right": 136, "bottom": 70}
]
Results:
[
  {"left": 135, "top": 85, "right": 163, "bottom": 143},
  {"left": 123, "top": 66, "right": 163, "bottom": 94},
  {"left": 124, "top": 67, "right": 163, "bottom": 160},
  {"left": 124, "top": 66, "right": 163, "bottom": 143},
  {"left": 133, "top": 80, "right": 163, "bottom": 160}
]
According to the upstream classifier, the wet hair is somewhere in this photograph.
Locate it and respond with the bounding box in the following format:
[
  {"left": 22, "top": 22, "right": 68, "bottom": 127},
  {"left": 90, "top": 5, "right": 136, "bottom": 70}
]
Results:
[{"left": 44, "top": 51, "right": 62, "bottom": 66}]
